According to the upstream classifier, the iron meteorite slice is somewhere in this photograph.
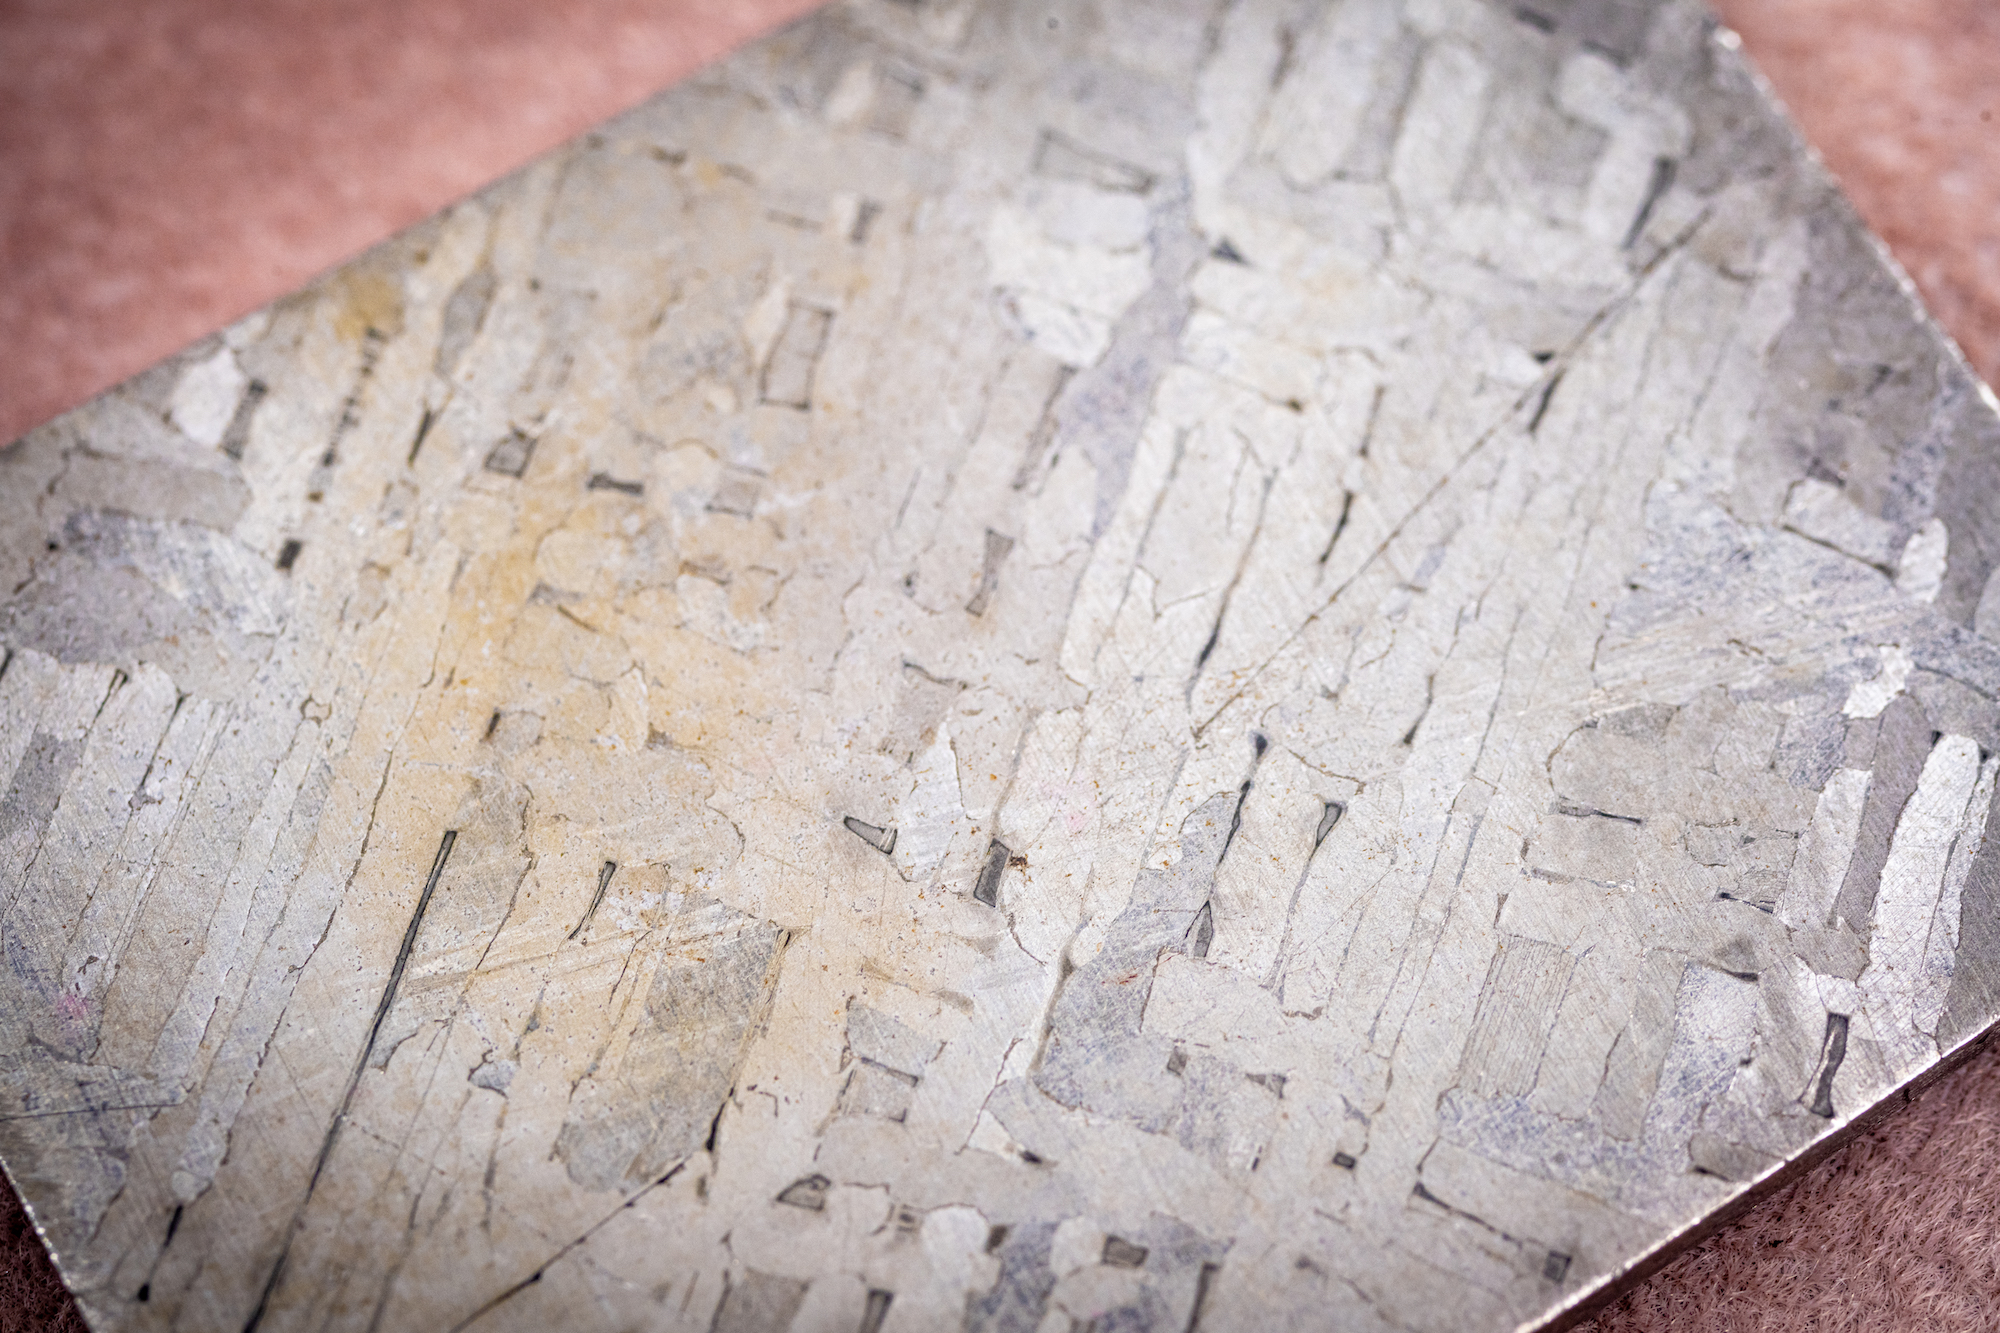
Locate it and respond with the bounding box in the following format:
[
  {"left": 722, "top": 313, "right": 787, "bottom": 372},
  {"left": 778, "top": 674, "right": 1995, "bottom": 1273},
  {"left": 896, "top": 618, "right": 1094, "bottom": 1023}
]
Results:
[{"left": 3, "top": 0, "right": 1999, "bottom": 1329}]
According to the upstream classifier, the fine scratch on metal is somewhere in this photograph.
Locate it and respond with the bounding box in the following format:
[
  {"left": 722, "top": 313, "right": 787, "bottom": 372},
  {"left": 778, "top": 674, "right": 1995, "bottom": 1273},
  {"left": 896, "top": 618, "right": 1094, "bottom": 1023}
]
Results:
[{"left": 242, "top": 831, "right": 456, "bottom": 1333}]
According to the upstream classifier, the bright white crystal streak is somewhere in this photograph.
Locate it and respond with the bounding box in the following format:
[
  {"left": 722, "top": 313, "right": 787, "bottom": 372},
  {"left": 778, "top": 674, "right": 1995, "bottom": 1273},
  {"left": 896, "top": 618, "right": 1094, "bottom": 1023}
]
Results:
[
  {"left": 983, "top": 205, "right": 1153, "bottom": 368},
  {"left": 1861, "top": 734, "right": 1985, "bottom": 1076},
  {"left": 1896, "top": 518, "right": 1949, "bottom": 604},
  {"left": 1777, "top": 767, "right": 1872, "bottom": 931},
  {"left": 167, "top": 346, "right": 249, "bottom": 447},
  {"left": 1917, "top": 754, "right": 1999, "bottom": 1038},
  {"left": 1843, "top": 645, "right": 1915, "bottom": 719}
]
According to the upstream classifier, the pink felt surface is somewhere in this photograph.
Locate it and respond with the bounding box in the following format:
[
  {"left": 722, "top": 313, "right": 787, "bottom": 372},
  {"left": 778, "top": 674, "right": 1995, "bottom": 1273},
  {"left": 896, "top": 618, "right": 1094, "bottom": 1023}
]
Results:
[
  {"left": 0, "top": 0, "right": 821, "bottom": 446},
  {"left": 1580, "top": 1041, "right": 2000, "bottom": 1330},
  {"left": 1, "top": 2, "right": 1998, "bottom": 1329}
]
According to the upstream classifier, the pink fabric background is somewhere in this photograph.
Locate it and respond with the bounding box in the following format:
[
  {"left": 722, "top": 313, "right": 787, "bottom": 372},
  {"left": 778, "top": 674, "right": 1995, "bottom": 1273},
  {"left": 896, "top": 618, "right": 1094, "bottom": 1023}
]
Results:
[{"left": 1, "top": 1, "right": 1996, "bottom": 1328}]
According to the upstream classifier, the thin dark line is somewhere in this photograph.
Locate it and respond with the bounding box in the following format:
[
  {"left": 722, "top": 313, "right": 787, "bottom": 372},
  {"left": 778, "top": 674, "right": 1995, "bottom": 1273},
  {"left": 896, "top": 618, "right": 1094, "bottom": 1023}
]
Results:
[
  {"left": 1317, "top": 490, "right": 1356, "bottom": 567},
  {"left": 1622, "top": 156, "right": 1677, "bottom": 250},
  {"left": 568, "top": 861, "right": 617, "bottom": 941},
  {"left": 0, "top": 1101, "right": 179, "bottom": 1123},
  {"left": 1184, "top": 1261, "right": 1221, "bottom": 1332},
  {"left": 1527, "top": 370, "right": 1564, "bottom": 435},
  {"left": 242, "top": 830, "right": 456, "bottom": 1333},
  {"left": 360, "top": 831, "right": 457, "bottom": 1066},
  {"left": 447, "top": 1162, "right": 687, "bottom": 1333},
  {"left": 407, "top": 406, "right": 437, "bottom": 466}
]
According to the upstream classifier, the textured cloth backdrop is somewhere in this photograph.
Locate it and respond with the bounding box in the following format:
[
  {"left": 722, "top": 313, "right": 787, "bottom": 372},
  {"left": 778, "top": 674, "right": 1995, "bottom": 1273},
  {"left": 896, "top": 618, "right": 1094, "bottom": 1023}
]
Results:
[{"left": 1, "top": 2, "right": 1997, "bottom": 1330}]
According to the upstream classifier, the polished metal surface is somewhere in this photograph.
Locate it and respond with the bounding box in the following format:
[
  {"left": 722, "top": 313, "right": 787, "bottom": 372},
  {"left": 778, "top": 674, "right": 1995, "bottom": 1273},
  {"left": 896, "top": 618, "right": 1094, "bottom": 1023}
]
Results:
[{"left": 5, "top": 2, "right": 2000, "bottom": 1329}]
